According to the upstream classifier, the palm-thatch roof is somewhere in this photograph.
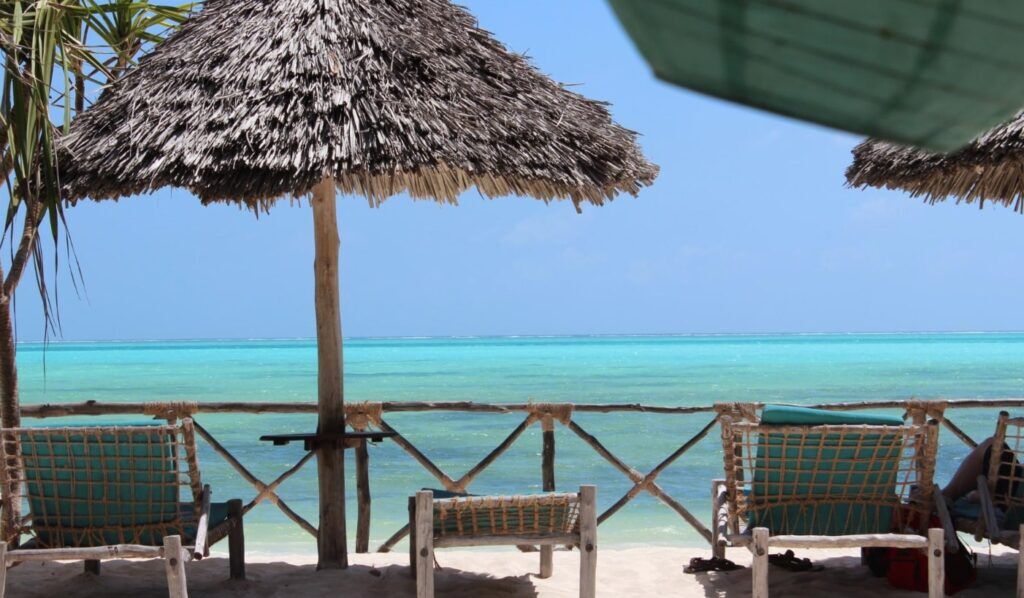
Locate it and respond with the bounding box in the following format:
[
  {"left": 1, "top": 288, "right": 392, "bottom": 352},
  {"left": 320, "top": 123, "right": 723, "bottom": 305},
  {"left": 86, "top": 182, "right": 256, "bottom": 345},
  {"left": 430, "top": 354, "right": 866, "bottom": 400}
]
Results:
[
  {"left": 60, "top": 0, "right": 658, "bottom": 209},
  {"left": 846, "top": 113, "right": 1024, "bottom": 213}
]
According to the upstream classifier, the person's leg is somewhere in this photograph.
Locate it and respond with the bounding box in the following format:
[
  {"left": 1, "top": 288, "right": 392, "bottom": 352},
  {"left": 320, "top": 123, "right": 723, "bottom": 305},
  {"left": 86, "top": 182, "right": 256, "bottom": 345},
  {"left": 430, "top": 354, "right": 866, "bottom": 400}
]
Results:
[{"left": 942, "top": 437, "right": 993, "bottom": 502}]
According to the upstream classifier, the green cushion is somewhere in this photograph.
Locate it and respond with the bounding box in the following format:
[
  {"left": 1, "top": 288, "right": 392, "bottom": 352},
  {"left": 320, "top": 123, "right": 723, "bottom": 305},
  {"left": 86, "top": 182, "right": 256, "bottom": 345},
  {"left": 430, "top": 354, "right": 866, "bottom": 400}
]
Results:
[
  {"left": 760, "top": 404, "right": 903, "bottom": 426},
  {"left": 750, "top": 405, "right": 903, "bottom": 535},
  {"left": 19, "top": 426, "right": 185, "bottom": 547}
]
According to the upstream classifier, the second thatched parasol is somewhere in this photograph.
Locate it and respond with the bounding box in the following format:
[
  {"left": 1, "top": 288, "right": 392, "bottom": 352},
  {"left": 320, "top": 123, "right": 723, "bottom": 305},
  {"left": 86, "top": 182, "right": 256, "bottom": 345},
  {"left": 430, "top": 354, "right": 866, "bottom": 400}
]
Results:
[
  {"left": 59, "top": 0, "right": 657, "bottom": 569},
  {"left": 846, "top": 113, "right": 1024, "bottom": 213}
]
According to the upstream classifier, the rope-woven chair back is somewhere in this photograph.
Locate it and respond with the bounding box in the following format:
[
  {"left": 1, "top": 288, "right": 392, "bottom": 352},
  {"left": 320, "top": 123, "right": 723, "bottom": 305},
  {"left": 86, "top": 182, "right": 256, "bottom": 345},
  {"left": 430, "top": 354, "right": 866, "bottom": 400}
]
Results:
[
  {"left": 433, "top": 493, "right": 580, "bottom": 539},
  {"left": 988, "top": 412, "right": 1024, "bottom": 529},
  {"left": 0, "top": 420, "right": 203, "bottom": 548},
  {"left": 722, "top": 418, "right": 937, "bottom": 536}
]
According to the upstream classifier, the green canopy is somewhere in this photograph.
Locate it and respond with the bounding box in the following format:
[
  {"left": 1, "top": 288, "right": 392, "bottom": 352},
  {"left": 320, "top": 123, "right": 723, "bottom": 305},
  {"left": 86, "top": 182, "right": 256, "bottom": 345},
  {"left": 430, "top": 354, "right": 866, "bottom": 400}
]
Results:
[{"left": 607, "top": 0, "right": 1024, "bottom": 152}]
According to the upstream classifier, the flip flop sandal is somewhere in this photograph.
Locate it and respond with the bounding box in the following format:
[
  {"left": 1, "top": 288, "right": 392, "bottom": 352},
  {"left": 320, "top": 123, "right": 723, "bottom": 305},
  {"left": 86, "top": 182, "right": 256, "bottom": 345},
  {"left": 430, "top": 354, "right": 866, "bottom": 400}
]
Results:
[
  {"left": 768, "top": 550, "right": 823, "bottom": 572},
  {"left": 684, "top": 556, "right": 743, "bottom": 574}
]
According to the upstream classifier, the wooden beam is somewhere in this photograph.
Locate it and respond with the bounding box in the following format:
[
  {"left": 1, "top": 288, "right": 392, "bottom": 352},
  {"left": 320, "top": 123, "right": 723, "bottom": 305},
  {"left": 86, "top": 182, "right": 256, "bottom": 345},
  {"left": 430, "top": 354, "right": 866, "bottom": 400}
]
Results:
[
  {"left": 377, "top": 419, "right": 459, "bottom": 491},
  {"left": 942, "top": 415, "right": 978, "bottom": 448},
  {"left": 192, "top": 484, "right": 212, "bottom": 559},
  {"left": 8, "top": 545, "right": 164, "bottom": 561},
  {"left": 435, "top": 533, "right": 580, "bottom": 548},
  {"left": 355, "top": 440, "right": 371, "bottom": 553},
  {"left": 578, "top": 486, "right": 597, "bottom": 598},
  {"left": 928, "top": 528, "right": 944, "bottom": 598},
  {"left": 453, "top": 415, "right": 536, "bottom": 491},
  {"left": 540, "top": 428, "right": 555, "bottom": 579},
  {"left": 415, "top": 491, "right": 434, "bottom": 598},
  {"left": 767, "top": 534, "right": 928, "bottom": 549},
  {"left": 379, "top": 523, "right": 410, "bottom": 554},
  {"left": 163, "top": 535, "right": 189, "bottom": 598},
  {"left": 0, "top": 541, "right": 6, "bottom": 598},
  {"left": 227, "top": 499, "right": 245, "bottom": 581},
  {"left": 752, "top": 528, "right": 768, "bottom": 598},
  {"left": 312, "top": 176, "right": 347, "bottom": 570},
  {"left": 1017, "top": 525, "right": 1023, "bottom": 598},
  {"left": 22, "top": 397, "right": 1024, "bottom": 420}
]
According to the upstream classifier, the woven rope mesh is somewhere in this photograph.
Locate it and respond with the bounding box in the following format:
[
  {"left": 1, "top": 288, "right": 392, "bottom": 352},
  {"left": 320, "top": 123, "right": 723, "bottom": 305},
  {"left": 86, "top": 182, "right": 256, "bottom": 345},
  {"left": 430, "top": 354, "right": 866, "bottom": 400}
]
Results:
[
  {"left": 724, "top": 422, "right": 936, "bottom": 536},
  {"left": 0, "top": 422, "right": 202, "bottom": 548},
  {"left": 433, "top": 493, "right": 580, "bottom": 538},
  {"left": 991, "top": 414, "right": 1024, "bottom": 529}
]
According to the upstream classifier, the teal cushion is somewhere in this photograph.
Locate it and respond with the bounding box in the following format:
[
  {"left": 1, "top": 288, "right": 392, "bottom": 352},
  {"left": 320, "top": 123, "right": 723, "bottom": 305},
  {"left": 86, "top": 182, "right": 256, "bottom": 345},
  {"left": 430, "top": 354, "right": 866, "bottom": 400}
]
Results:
[
  {"left": 751, "top": 405, "right": 903, "bottom": 535},
  {"left": 760, "top": 404, "right": 904, "bottom": 426},
  {"left": 18, "top": 425, "right": 183, "bottom": 547}
]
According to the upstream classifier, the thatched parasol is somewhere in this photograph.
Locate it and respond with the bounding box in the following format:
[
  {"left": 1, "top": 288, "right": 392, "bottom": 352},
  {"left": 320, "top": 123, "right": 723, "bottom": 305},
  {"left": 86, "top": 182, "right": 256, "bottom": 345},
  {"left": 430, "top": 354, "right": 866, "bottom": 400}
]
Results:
[
  {"left": 846, "top": 113, "right": 1024, "bottom": 213},
  {"left": 59, "top": 0, "right": 657, "bottom": 569}
]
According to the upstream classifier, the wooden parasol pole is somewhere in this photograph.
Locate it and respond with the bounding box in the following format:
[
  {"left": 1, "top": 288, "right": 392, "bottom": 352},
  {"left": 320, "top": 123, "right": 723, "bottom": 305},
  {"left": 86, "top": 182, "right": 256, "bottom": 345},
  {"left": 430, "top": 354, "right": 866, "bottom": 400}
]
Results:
[{"left": 311, "top": 176, "right": 347, "bottom": 569}]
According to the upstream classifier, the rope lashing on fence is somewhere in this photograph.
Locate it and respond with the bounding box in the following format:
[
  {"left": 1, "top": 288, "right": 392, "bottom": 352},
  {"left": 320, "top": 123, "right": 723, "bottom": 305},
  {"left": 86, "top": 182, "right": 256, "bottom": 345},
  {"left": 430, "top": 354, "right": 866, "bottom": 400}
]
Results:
[
  {"left": 903, "top": 399, "right": 948, "bottom": 422},
  {"left": 528, "top": 403, "right": 574, "bottom": 432},
  {"left": 143, "top": 401, "right": 199, "bottom": 421},
  {"left": 713, "top": 403, "right": 758, "bottom": 422},
  {"left": 345, "top": 402, "right": 384, "bottom": 431}
]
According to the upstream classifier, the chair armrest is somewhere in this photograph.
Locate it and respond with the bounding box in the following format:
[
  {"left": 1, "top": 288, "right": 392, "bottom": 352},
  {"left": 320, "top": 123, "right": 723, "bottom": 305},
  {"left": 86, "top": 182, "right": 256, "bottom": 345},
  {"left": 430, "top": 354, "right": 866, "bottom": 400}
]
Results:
[
  {"left": 976, "top": 475, "right": 1002, "bottom": 540},
  {"left": 192, "top": 484, "right": 212, "bottom": 559},
  {"left": 932, "top": 484, "right": 958, "bottom": 553}
]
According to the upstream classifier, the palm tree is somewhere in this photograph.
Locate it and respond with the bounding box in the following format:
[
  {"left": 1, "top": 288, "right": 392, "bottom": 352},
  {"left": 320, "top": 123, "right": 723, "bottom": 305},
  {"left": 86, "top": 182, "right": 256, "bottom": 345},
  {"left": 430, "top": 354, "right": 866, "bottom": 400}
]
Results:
[
  {"left": 0, "top": 0, "right": 192, "bottom": 538},
  {"left": 0, "top": 0, "right": 193, "bottom": 426}
]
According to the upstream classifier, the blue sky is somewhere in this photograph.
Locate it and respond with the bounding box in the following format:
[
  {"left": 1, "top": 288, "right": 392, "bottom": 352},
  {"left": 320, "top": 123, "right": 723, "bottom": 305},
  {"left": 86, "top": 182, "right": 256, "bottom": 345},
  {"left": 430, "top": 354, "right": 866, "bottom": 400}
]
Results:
[{"left": 14, "top": 0, "right": 1024, "bottom": 341}]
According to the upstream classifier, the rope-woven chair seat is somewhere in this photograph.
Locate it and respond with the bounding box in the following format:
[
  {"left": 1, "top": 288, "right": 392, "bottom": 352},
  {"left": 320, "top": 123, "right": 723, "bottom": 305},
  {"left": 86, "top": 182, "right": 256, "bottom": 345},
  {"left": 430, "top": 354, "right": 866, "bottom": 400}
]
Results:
[{"left": 432, "top": 492, "right": 581, "bottom": 539}]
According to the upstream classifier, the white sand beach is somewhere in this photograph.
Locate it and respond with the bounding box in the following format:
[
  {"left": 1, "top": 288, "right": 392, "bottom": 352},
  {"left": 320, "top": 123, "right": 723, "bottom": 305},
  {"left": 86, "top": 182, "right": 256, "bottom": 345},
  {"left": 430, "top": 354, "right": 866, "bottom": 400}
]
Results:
[{"left": 4, "top": 545, "right": 1018, "bottom": 597}]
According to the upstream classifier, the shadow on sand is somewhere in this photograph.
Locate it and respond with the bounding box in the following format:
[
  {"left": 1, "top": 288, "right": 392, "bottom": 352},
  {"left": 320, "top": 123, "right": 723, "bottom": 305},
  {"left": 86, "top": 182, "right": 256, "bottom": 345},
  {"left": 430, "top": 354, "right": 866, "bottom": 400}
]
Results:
[
  {"left": 5, "top": 558, "right": 541, "bottom": 598},
  {"left": 690, "top": 552, "right": 1020, "bottom": 598}
]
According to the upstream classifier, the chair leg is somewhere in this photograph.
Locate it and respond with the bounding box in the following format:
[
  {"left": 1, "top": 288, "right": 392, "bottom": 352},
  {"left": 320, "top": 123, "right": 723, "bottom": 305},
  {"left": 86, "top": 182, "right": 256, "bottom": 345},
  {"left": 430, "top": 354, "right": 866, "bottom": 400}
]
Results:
[
  {"left": 415, "top": 491, "right": 434, "bottom": 598},
  {"left": 227, "top": 499, "right": 245, "bottom": 581},
  {"left": 0, "top": 541, "right": 7, "bottom": 598},
  {"left": 1017, "top": 525, "right": 1024, "bottom": 598},
  {"left": 928, "top": 528, "right": 944, "bottom": 598},
  {"left": 579, "top": 485, "right": 597, "bottom": 598},
  {"left": 84, "top": 560, "right": 100, "bottom": 575},
  {"left": 164, "top": 535, "right": 189, "bottom": 598},
  {"left": 752, "top": 528, "right": 769, "bottom": 598},
  {"left": 408, "top": 496, "right": 417, "bottom": 578},
  {"left": 540, "top": 545, "right": 553, "bottom": 579}
]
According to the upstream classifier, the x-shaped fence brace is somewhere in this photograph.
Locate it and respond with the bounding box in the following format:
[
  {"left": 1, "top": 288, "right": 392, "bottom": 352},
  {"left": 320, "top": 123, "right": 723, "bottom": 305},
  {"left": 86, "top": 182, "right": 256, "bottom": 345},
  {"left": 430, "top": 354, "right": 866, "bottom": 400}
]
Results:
[
  {"left": 185, "top": 400, "right": 984, "bottom": 554},
  {"left": 186, "top": 403, "right": 722, "bottom": 554},
  {"left": 192, "top": 420, "right": 319, "bottom": 538},
  {"left": 375, "top": 405, "right": 719, "bottom": 551}
]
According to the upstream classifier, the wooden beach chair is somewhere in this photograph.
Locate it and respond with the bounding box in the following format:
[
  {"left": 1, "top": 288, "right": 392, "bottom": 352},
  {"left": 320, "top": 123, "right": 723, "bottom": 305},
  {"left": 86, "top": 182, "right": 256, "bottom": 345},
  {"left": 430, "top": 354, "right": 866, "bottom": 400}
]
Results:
[
  {"left": 0, "top": 419, "right": 245, "bottom": 597},
  {"left": 411, "top": 486, "right": 596, "bottom": 598},
  {"left": 712, "top": 404, "right": 944, "bottom": 598},
  {"left": 949, "top": 411, "right": 1024, "bottom": 596}
]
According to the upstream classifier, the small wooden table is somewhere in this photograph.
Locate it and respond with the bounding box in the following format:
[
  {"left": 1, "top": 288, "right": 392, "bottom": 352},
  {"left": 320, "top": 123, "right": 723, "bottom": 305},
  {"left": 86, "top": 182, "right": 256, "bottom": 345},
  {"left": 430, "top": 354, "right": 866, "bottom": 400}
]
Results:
[{"left": 259, "top": 431, "right": 396, "bottom": 451}]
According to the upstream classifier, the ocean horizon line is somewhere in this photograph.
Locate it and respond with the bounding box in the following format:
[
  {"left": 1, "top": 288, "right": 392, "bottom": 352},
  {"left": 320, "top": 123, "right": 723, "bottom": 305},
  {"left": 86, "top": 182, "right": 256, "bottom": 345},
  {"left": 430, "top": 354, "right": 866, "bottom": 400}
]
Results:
[{"left": 13, "top": 329, "right": 1024, "bottom": 345}]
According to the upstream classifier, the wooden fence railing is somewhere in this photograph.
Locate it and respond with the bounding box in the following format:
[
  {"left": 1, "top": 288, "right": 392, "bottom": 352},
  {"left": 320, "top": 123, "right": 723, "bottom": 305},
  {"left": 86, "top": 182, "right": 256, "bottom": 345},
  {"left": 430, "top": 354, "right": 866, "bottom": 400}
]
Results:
[{"left": 16, "top": 397, "right": 1024, "bottom": 552}]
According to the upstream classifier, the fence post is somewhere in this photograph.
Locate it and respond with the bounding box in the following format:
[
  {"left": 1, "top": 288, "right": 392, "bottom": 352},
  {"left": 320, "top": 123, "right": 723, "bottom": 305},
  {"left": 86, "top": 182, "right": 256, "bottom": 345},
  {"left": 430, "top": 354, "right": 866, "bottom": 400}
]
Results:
[
  {"left": 355, "top": 440, "right": 371, "bottom": 553},
  {"left": 540, "top": 426, "right": 556, "bottom": 578}
]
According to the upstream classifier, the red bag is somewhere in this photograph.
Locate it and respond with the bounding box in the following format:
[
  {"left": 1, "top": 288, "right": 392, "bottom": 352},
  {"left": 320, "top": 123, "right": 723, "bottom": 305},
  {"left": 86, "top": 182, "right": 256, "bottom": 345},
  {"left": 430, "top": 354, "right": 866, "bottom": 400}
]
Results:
[
  {"left": 884, "top": 538, "right": 976, "bottom": 595},
  {"left": 863, "top": 510, "right": 976, "bottom": 595}
]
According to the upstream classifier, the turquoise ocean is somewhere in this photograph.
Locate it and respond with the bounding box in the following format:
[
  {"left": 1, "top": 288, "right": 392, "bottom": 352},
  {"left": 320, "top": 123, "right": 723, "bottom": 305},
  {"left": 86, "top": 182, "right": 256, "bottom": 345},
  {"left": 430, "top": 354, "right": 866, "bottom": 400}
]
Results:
[{"left": 15, "top": 333, "right": 1024, "bottom": 556}]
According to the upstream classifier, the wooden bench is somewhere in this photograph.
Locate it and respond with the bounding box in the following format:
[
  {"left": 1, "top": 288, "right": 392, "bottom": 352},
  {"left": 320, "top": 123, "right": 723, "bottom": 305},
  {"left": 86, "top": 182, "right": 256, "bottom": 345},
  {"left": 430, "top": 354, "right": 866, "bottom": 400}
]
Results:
[{"left": 411, "top": 486, "right": 596, "bottom": 598}]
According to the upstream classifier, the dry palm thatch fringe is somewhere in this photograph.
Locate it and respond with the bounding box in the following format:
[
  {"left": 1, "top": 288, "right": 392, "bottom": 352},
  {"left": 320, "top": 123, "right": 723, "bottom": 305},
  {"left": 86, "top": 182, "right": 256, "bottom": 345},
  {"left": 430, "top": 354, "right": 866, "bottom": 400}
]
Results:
[
  {"left": 58, "top": 0, "right": 658, "bottom": 209},
  {"left": 846, "top": 112, "right": 1024, "bottom": 213}
]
